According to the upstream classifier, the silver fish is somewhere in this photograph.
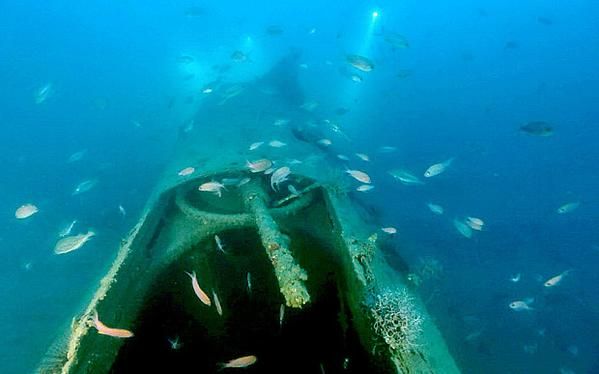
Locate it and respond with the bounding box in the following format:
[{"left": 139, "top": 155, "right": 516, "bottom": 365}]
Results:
[
  {"left": 544, "top": 270, "right": 571, "bottom": 288},
  {"left": 213, "top": 290, "right": 223, "bottom": 316},
  {"left": 424, "top": 158, "right": 454, "bottom": 178},
  {"left": 346, "top": 54, "right": 374, "bottom": 72},
  {"left": 271, "top": 167, "right": 291, "bottom": 191},
  {"left": 168, "top": 336, "right": 182, "bottom": 350},
  {"left": 247, "top": 272, "right": 252, "bottom": 295},
  {"left": 214, "top": 235, "right": 227, "bottom": 254},
  {"left": 388, "top": 169, "right": 424, "bottom": 185},
  {"left": 67, "top": 149, "right": 87, "bottom": 163},
  {"left": 509, "top": 299, "right": 534, "bottom": 311},
  {"left": 557, "top": 202, "right": 580, "bottom": 214},
  {"left": 288, "top": 184, "right": 299, "bottom": 196},
  {"left": 453, "top": 218, "right": 473, "bottom": 238},
  {"left": 72, "top": 179, "right": 98, "bottom": 195},
  {"left": 34, "top": 83, "right": 53, "bottom": 104},
  {"left": 426, "top": 203, "right": 444, "bottom": 215},
  {"left": 58, "top": 220, "right": 77, "bottom": 237}
]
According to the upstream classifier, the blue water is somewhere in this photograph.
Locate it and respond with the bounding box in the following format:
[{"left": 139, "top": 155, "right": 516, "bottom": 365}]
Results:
[{"left": 1, "top": 1, "right": 598, "bottom": 373}]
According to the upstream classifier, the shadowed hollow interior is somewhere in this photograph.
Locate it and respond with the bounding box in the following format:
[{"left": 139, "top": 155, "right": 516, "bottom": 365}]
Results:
[{"left": 110, "top": 226, "right": 375, "bottom": 373}]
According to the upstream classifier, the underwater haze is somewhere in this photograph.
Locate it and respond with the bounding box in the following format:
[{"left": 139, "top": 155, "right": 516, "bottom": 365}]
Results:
[{"left": 1, "top": 0, "right": 599, "bottom": 373}]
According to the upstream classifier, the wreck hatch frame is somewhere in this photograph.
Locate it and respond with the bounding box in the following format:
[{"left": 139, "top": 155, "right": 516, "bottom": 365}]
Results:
[{"left": 37, "top": 54, "right": 461, "bottom": 374}]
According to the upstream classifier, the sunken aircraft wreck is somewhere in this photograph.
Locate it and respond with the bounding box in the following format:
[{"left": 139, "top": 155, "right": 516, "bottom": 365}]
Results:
[{"left": 38, "top": 54, "right": 460, "bottom": 373}]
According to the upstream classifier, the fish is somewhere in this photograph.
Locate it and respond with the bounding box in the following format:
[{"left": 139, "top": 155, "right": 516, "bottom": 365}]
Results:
[
  {"left": 273, "top": 119, "right": 290, "bottom": 127},
  {"left": 288, "top": 184, "right": 300, "bottom": 196},
  {"left": 176, "top": 55, "right": 194, "bottom": 64},
  {"left": 230, "top": 50, "right": 249, "bottom": 62},
  {"left": 218, "top": 355, "right": 257, "bottom": 369},
  {"left": 355, "top": 153, "right": 370, "bottom": 162},
  {"left": 198, "top": 181, "right": 225, "bottom": 197},
  {"left": 343, "top": 357, "right": 350, "bottom": 369},
  {"left": 350, "top": 74, "right": 363, "bottom": 83},
  {"left": 317, "top": 139, "right": 332, "bottom": 146},
  {"left": 271, "top": 166, "right": 291, "bottom": 191},
  {"left": 384, "top": 32, "right": 410, "bottom": 49},
  {"left": 337, "top": 154, "right": 350, "bottom": 161},
  {"left": 246, "top": 159, "right": 272, "bottom": 173},
  {"left": 453, "top": 219, "right": 473, "bottom": 238},
  {"left": 557, "top": 202, "right": 580, "bottom": 214},
  {"left": 202, "top": 88, "right": 213, "bottom": 94},
  {"left": 465, "top": 216, "right": 484, "bottom": 231},
  {"left": 345, "top": 169, "right": 371, "bottom": 184},
  {"left": 213, "top": 290, "right": 223, "bottom": 316},
  {"left": 54, "top": 231, "right": 95, "bottom": 255},
  {"left": 266, "top": 25, "right": 283, "bottom": 35},
  {"left": 182, "top": 119, "right": 194, "bottom": 133},
  {"left": 356, "top": 185, "right": 375, "bottom": 192},
  {"left": 378, "top": 146, "right": 397, "bottom": 153},
  {"left": 424, "top": 158, "right": 455, "bottom": 178},
  {"left": 218, "top": 84, "right": 245, "bottom": 105},
  {"left": 327, "top": 121, "right": 350, "bottom": 140},
  {"left": 268, "top": 140, "right": 287, "bottom": 148},
  {"left": 237, "top": 178, "right": 251, "bottom": 187},
  {"left": 396, "top": 69, "right": 413, "bottom": 79},
  {"left": 388, "top": 169, "right": 424, "bottom": 185},
  {"left": 264, "top": 167, "right": 275, "bottom": 175},
  {"left": 279, "top": 304, "right": 285, "bottom": 327},
  {"left": 544, "top": 270, "right": 572, "bottom": 288},
  {"left": 464, "top": 329, "right": 484, "bottom": 343},
  {"left": 168, "top": 336, "right": 182, "bottom": 350},
  {"left": 509, "top": 299, "right": 534, "bottom": 312},
  {"left": 249, "top": 141, "right": 264, "bottom": 150},
  {"left": 520, "top": 121, "right": 554, "bottom": 136},
  {"left": 510, "top": 273, "right": 521, "bottom": 283},
  {"left": 247, "top": 272, "right": 252, "bottom": 295},
  {"left": 178, "top": 167, "right": 195, "bottom": 176},
  {"left": 34, "top": 83, "right": 53, "bottom": 104},
  {"left": 426, "top": 203, "right": 444, "bottom": 215},
  {"left": 67, "top": 149, "right": 87, "bottom": 163},
  {"left": 346, "top": 54, "right": 374, "bottom": 72},
  {"left": 15, "top": 204, "right": 39, "bottom": 219},
  {"left": 381, "top": 227, "right": 397, "bottom": 234},
  {"left": 118, "top": 205, "right": 126, "bottom": 216},
  {"left": 59, "top": 220, "right": 77, "bottom": 237},
  {"left": 72, "top": 179, "right": 98, "bottom": 195},
  {"left": 214, "top": 235, "right": 227, "bottom": 254},
  {"left": 92, "top": 311, "right": 134, "bottom": 338},
  {"left": 567, "top": 345, "right": 578, "bottom": 357},
  {"left": 185, "top": 271, "right": 211, "bottom": 306},
  {"left": 300, "top": 100, "right": 318, "bottom": 111}
]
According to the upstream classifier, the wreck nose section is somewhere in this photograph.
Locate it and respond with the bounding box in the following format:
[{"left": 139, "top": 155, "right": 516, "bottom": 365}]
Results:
[{"left": 38, "top": 55, "right": 460, "bottom": 374}]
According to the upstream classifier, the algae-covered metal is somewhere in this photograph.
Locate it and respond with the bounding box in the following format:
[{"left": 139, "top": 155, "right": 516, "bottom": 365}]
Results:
[{"left": 37, "top": 55, "right": 460, "bottom": 374}]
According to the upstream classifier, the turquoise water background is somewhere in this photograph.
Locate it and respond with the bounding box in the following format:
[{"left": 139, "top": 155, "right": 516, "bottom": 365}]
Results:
[{"left": 1, "top": 1, "right": 598, "bottom": 373}]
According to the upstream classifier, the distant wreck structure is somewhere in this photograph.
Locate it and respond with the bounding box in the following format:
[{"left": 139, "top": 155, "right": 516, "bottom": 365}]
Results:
[{"left": 38, "top": 54, "right": 460, "bottom": 373}]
